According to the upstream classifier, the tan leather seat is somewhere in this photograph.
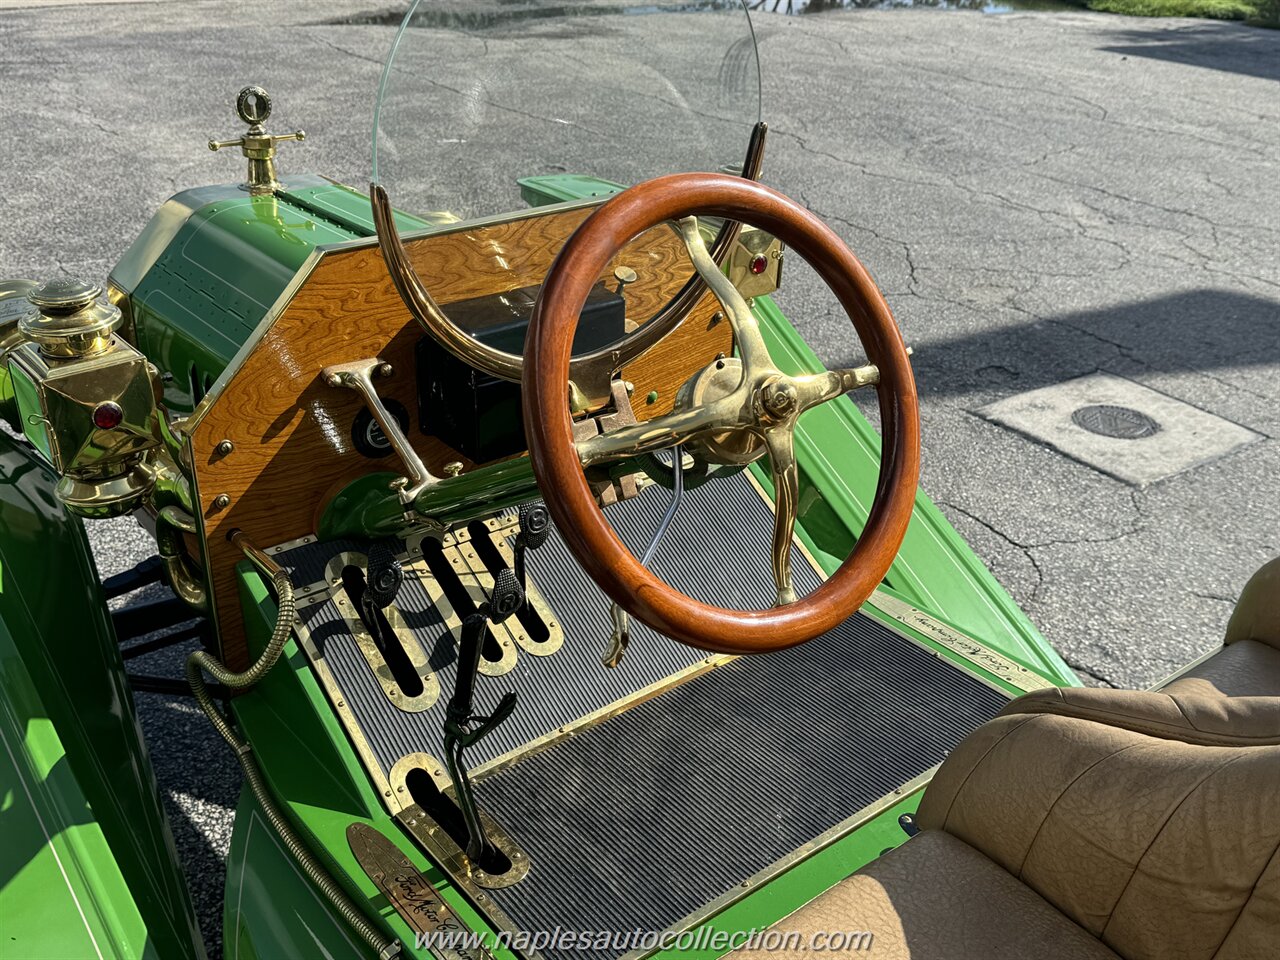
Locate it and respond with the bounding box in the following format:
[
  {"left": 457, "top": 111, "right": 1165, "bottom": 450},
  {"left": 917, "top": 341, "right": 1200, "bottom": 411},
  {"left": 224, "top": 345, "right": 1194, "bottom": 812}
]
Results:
[
  {"left": 1164, "top": 639, "right": 1280, "bottom": 698},
  {"left": 741, "top": 560, "right": 1280, "bottom": 960},
  {"left": 753, "top": 829, "right": 1123, "bottom": 960},
  {"left": 1163, "top": 558, "right": 1280, "bottom": 698}
]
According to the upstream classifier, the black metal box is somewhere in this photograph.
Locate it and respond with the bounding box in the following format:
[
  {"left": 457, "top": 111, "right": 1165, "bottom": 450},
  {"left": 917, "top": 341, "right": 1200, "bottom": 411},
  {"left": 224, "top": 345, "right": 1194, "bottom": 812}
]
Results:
[{"left": 418, "top": 282, "right": 625, "bottom": 463}]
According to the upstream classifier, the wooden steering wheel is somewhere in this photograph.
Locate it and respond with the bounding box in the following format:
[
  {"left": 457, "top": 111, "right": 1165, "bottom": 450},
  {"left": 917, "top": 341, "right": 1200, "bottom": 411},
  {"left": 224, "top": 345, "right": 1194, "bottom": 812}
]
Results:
[{"left": 523, "top": 173, "right": 920, "bottom": 654}]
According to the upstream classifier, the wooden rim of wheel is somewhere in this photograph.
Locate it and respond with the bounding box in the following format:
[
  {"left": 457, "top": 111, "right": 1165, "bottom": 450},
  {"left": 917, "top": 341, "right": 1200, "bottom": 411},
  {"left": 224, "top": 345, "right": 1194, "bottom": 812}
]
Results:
[{"left": 522, "top": 172, "right": 920, "bottom": 654}]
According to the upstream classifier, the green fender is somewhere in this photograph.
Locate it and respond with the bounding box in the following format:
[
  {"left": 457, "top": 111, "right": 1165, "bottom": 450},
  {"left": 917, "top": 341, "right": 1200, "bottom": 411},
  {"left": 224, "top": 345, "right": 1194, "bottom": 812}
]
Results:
[{"left": 0, "top": 432, "right": 205, "bottom": 958}]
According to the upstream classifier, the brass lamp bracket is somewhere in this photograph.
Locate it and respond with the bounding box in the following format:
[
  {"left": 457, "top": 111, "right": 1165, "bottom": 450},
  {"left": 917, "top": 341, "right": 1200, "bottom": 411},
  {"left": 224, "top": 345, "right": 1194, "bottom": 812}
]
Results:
[
  {"left": 208, "top": 86, "right": 305, "bottom": 195},
  {"left": 322, "top": 358, "right": 439, "bottom": 511}
]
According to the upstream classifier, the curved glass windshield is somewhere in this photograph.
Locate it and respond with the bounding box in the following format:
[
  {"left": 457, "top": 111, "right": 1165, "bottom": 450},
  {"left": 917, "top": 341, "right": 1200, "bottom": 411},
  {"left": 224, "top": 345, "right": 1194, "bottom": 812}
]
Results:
[{"left": 372, "top": 0, "right": 761, "bottom": 223}]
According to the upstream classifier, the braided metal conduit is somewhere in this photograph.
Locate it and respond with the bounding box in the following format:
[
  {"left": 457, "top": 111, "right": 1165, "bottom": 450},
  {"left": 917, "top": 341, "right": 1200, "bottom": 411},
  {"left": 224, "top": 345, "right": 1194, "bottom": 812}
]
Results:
[{"left": 185, "top": 530, "right": 401, "bottom": 959}]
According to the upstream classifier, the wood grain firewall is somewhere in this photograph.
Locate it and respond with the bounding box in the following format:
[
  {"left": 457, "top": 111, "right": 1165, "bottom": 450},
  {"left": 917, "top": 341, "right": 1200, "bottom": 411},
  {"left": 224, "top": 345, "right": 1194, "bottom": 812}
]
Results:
[{"left": 187, "top": 201, "right": 733, "bottom": 668}]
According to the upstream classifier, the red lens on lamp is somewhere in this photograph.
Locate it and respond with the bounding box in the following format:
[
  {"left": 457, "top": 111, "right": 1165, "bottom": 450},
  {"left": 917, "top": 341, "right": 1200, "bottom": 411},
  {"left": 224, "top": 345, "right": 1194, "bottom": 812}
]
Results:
[
  {"left": 92, "top": 401, "right": 124, "bottom": 430},
  {"left": 749, "top": 254, "right": 769, "bottom": 275}
]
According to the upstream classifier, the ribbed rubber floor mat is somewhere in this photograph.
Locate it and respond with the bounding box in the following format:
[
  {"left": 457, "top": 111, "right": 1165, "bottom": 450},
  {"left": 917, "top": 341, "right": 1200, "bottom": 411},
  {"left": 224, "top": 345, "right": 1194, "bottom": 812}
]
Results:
[
  {"left": 478, "top": 612, "right": 1006, "bottom": 960},
  {"left": 276, "top": 472, "right": 1009, "bottom": 959}
]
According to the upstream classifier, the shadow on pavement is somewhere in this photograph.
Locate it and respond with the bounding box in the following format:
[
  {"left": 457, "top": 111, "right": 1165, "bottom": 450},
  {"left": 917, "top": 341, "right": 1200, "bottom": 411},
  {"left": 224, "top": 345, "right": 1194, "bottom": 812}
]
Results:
[
  {"left": 909, "top": 287, "right": 1280, "bottom": 400},
  {"left": 1097, "top": 22, "right": 1280, "bottom": 82}
]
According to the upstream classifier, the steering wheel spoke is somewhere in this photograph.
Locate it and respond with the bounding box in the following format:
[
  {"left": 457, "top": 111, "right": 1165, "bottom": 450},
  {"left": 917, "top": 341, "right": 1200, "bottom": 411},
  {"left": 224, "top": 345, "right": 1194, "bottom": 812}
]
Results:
[
  {"left": 793, "top": 363, "right": 880, "bottom": 413},
  {"left": 576, "top": 399, "right": 739, "bottom": 468},
  {"left": 675, "top": 217, "right": 772, "bottom": 374},
  {"left": 763, "top": 428, "right": 800, "bottom": 607}
]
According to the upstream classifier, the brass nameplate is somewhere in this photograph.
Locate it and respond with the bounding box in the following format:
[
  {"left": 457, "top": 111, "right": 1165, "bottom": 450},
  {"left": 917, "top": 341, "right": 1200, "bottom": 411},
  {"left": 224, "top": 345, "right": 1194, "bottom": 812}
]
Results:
[
  {"left": 870, "top": 591, "right": 1054, "bottom": 693},
  {"left": 347, "top": 823, "right": 488, "bottom": 959}
]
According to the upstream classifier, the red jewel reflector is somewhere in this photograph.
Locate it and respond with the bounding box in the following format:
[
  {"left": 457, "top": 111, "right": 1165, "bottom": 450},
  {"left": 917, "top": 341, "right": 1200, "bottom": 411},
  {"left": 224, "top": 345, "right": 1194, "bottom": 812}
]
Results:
[
  {"left": 749, "top": 254, "right": 769, "bottom": 275},
  {"left": 92, "top": 401, "right": 124, "bottom": 430}
]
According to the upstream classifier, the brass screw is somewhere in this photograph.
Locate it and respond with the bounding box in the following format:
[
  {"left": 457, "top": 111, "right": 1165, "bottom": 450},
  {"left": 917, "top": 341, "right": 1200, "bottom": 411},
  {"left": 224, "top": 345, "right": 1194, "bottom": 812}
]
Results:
[
  {"left": 375, "top": 362, "right": 394, "bottom": 378},
  {"left": 212, "top": 494, "right": 231, "bottom": 509},
  {"left": 215, "top": 439, "right": 234, "bottom": 457}
]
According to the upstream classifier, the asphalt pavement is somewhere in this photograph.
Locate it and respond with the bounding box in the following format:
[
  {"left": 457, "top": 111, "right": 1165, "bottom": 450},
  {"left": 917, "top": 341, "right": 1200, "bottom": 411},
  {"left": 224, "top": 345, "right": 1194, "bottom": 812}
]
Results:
[{"left": 2, "top": 2, "right": 1278, "bottom": 954}]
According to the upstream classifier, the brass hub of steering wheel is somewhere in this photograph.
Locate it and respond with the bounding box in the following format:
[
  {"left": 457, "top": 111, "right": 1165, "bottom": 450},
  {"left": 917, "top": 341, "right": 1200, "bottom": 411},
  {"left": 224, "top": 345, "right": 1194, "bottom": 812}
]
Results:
[{"left": 674, "top": 358, "right": 766, "bottom": 467}]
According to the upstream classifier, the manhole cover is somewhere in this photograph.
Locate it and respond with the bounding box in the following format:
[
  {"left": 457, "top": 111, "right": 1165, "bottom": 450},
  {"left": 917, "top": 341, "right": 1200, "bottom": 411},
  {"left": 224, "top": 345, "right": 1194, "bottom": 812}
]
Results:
[{"left": 1071, "top": 404, "right": 1161, "bottom": 440}]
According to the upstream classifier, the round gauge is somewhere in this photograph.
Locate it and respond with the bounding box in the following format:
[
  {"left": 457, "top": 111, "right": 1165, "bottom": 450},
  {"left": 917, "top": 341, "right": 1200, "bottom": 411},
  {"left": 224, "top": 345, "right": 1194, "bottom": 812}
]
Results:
[{"left": 351, "top": 399, "right": 411, "bottom": 459}]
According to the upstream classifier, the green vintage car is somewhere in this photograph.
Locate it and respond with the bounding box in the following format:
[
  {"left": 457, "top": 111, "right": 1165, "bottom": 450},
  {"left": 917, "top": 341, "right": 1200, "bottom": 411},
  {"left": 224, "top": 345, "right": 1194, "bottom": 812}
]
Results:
[{"left": 1, "top": 3, "right": 1276, "bottom": 959}]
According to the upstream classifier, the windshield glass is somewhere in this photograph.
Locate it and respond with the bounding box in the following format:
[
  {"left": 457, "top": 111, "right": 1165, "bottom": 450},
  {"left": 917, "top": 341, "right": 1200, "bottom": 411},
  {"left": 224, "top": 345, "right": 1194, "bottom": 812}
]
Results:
[{"left": 372, "top": 0, "right": 761, "bottom": 224}]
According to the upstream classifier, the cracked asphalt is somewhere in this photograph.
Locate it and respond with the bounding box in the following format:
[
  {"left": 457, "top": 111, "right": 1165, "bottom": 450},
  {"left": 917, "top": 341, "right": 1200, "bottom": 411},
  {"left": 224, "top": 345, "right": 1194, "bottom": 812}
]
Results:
[{"left": 1, "top": 1, "right": 1277, "bottom": 953}]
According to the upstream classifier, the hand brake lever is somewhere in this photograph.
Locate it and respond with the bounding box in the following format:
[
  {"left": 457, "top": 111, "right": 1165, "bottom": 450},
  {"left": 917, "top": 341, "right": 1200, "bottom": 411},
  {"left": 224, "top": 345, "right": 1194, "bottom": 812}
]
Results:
[{"left": 443, "top": 567, "right": 523, "bottom": 864}]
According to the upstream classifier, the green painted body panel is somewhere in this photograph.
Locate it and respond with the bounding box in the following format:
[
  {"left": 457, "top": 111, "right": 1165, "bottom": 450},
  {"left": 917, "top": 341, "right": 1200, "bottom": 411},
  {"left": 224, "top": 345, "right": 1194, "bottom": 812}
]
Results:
[
  {"left": 279, "top": 180, "right": 450, "bottom": 236},
  {"left": 0, "top": 433, "right": 204, "bottom": 958},
  {"left": 109, "top": 176, "right": 449, "bottom": 415},
  {"left": 518, "top": 174, "right": 625, "bottom": 208},
  {"left": 118, "top": 177, "right": 357, "bottom": 413},
  {"left": 0, "top": 615, "right": 163, "bottom": 960},
  {"left": 0, "top": 365, "right": 15, "bottom": 429}
]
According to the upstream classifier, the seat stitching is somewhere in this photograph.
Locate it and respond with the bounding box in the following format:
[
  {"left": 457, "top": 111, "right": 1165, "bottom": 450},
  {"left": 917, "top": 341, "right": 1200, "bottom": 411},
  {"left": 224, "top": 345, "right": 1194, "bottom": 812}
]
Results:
[
  {"left": 1207, "top": 832, "right": 1280, "bottom": 959},
  {"left": 1016, "top": 741, "right": 1144, "bottom": 880},
  {"left": 934, "top": 714, "right": 1040, "bottom": 831},
  {"left": 1100, "top": 751, "right": 1249, "bottom": 943},
  {"left": 1167, "top": 694, "right": 1196, "bottom": 729}
]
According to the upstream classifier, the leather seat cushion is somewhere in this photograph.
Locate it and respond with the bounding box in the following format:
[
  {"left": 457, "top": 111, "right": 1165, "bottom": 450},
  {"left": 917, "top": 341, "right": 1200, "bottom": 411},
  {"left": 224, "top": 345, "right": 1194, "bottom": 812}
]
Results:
[
  {"left": 732, "top": 830, "right": 1120, "bottom": 960},
  {"left": 1162, "top": 639, "right": 1280, "bottom": 698}
]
